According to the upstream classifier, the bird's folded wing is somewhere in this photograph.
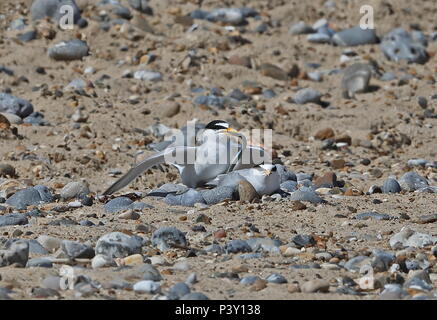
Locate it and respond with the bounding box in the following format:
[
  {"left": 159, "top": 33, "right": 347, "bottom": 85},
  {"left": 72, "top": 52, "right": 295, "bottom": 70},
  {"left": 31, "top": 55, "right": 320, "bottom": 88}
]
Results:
[
  {"left": 102, "top": 146, "right": 196, "bottom": 195},
  {"left": 232, "top": 145, "right": 269, "bottom": 171}
]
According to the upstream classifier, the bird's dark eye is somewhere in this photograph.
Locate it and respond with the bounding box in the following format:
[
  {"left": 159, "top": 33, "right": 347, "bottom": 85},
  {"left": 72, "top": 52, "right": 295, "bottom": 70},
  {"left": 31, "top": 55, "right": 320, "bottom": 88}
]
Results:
[
  {"left": 271, "top": 166, "right": 277, "bottom": 172},
  {"left": 205, "top": 120, "right": 229, "bottom": 130}
]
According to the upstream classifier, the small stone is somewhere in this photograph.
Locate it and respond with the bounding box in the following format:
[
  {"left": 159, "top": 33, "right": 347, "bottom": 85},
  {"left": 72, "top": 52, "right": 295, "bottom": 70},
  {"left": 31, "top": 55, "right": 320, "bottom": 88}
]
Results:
[
  {"left": 382, "top": 178, "right": 402, "bottom": 194},
  {"left": 380, "top": 28, "right": 428, "bottom": 64},
  {"left": 289, "top": 21, "right": 315, "bottom": 35},
  {"left": 416, "top": 214, "right": 437, "bottom": 224},
  {"left": 314, "top": 128, "right": 335, "bottom": 140},
  {"left": 26, "top": 257, "right": 53, "bottom": 268},
  {"left": 104, "top": 197, "right": 133, "bottom": 213},
  {"left": 333, "top": 27, "right": 378, "bottom": 46},
  {"left": 292, "top": 235, "right": 316, "bottom": 248},
  {"left": 201, "top": 186, "right": 234, "bottom": 205},
  {"left": 287, "top": 282, "right": 301, "bottom": 293},
  {"left": 238, "top": 180, "right": 259, "bottom": 202},
  {"left": 180, "top": 292, "right": 209, "bottom": 300},
  {"left": 91, "top": 254, "right": 115, "bottom": 269},
  {"left": 60, "top": 181, "right": 90, "bottom": 200},
  {"left": 95, "top": 232, "right": 143, "bottom": 258},
  {"left": 355, "top": 212, "right": 392, "bottom": 220},
  {"left": 42, "top": 276, "right": 61, "bottom": 291},
  {"left": 344, "top": 256, "right": 371, "bottom": 272},
  {"left": 0, "top": 164, "right": 15, "bottom": 178},
  {"left": 240, "top": 276, "right": 261, "bottom": 285},
  {"left": 61, "top": 240, "right": 95, "bottom": 259},
  {"left": 250, "top": 279, "right": 267, "bottom": 291},
  {"left": 228, "top": 55, "right": 251, "bottom": 68},
  {"left": 0, "top": 213, "right": 28, "bottom": 227},
  {"left": 0, "top": 240, "right": 29, "bottom": 267},
  {"left": 165, "top": 189, "right": 206, "bottom": 207},
  {"left": 294, "top": 88, "right": 322, "bottom": 105},
  {"left": 301, "top": 280, "right": 330, "bottom": 293},
  {"left": 134, "top": 70, "right": 162, "bottom": 82},
  {"left": 151, "top": 227, "right": 187, "bottom": 251},
  {"left": 169, "top": 282, "right": 191, "bottom": 299},
  {"left": 37, "top": 235, "right": 62, "bottom": 252},
  {"left": 133, "top": 280, "right": 161, "bottom": 294},
  {"left": 259, "top": 63, "right": 288, "bottom": 81},
  {"left": 314, "top": 172, "right": 337, "bottom": 188},
  {"left": 266, "top": 273, "right": 287, "bottom": 284},
  {"left": 289, "top": 190, "right": 324, "bottom": 204},
  {"left": 118, "top": 210, "right": 141, "bottom": 220},
  {"left": 48, "top": 40, "right": 89, "bottom": 61},
  {"left": 399, "top": 172, "right": 429, "bottom": 191},
  {"left": 6, "top": 186, "right": 53, "bottom": 208},
  {"left": 225, "top": 240, "right": 252, "bottom": 253}
]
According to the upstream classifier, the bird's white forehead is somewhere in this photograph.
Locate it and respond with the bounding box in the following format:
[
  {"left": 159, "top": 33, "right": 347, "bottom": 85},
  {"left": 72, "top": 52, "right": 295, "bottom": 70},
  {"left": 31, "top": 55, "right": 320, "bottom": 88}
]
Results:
[{"left": 260, "top": 164, "right": 275, "bottom": 170}]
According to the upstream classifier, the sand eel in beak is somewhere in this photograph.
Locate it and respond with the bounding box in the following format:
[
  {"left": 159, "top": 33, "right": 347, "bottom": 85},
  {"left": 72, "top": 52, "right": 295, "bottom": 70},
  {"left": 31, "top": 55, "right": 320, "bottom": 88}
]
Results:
[{"left": 102, "top": 120, "right": 270, "bottom": 195}]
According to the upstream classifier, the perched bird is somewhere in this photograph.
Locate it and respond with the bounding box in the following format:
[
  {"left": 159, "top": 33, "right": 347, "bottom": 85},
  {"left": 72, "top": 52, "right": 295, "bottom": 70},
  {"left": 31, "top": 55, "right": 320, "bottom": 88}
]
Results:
[
  {"left": 102, "top": 120, "right": 269, "bottom": 195},
  {"left": 207, "top": 164, "right": 281, "bottom": 196}
]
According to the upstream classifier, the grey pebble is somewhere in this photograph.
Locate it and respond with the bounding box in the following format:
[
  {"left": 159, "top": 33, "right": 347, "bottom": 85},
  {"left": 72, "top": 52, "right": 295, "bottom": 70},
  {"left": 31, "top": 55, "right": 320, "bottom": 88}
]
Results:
[
  {"left": 31, "top": 0, "right": 81, "bottom": 23},
  {"left": 60, "top": 181, "right": 90, "bottom": 200},
  {"left": 180, "top": 292, "right": 209, "bottom": 300},
  {"left": 200, "top": 186, "right": 235, "bottom": 205},
  {"left": 355, "top": 212, "right": 392, "bottom": 220},
  {"left": 382, "top": 178, "right": 402, "bottom": 193},
  {"left": 266, "top": 273, "right": 287, "bottom": 284},
  {"left": 165, "top": 189, "right": 206, "bottom": 207},
  {"left": 225, "top": 240, "right": 252, "bottom": 254},
  {"left": 95, "top": 232, "right": 143, "bottom": 258},
  {"left": 399, "top": 171, "right": 429, "bottom": 191},
  {"left": 333, "top": 26, "right": 378, "bottom": 46},
  {"left": 169, "top": 282, "right": 191, "bottom": 299},
  {"left": 61, "top": 240, "right": 95, "bottom": 259},
  {"left": 139, "top": 264, "right": 162, "bottom": 281},
  {"left": 0, "top": 93, "right": 34, "bottom": 118},
  {"left": 0, "top": 214, "right": 28, "bottom": 227},
  {"left": 380, "top": 28, "right": 428, "bottom": 64},
  {"left": 26, "top": 257, "right": 53, "bottom": 268},
  {"left": 289, "top": 190, "right": 324, "bottom": 204},
  {"left": 48, "top": 40, "right": 89, "bottom": 61},
  {"left": 151, "top": 227, "right": 187, "bottom": 251},
  {"left": 104, "top": 197, "right": 133, "bottom": 213},
  {"left": 0, "top": 240, "right": 29, "bottom": 267},
  {"left": 240, "top": 275, "right": 261, "bottom": 285}
]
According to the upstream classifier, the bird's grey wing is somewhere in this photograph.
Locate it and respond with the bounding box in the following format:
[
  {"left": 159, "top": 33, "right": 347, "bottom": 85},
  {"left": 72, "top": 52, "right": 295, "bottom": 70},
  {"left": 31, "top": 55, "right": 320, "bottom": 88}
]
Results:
[
  {"left": 102, "top": 146, "right": 195, "bottom": 195},
  {"left": 232, "top": 145, "right": 269, "bottom": 171},
  {"left": 205, "top": 171, "right": 248, "bottom": 189}
]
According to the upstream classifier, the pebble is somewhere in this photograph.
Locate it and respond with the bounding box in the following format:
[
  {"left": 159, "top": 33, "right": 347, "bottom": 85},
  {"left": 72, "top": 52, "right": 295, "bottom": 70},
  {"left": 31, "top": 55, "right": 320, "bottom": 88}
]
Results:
[
  {"left": 180, "top": 292, "right": 209, "bottom": 300},
  {"left": 292, "top": 235, "right": 316, "bottom": 248},
  {"left": 61, "top": 240, "right": 95, "bottom": 259},
  {"left": 151, "top": 227, "right": 187, "bottom": 251},
  {"left": 344, "top": 256, "right": 371, "bottom": 272},
  {"left": 104, "top": 197, "right": 133, "bottom": 213},
  {"left": 307, "top": 33, "right": 331, "bottom": 44},
  {"left": 289, "top": 190, "right": 324, "bottom": 204},
  {"left": 165, "top": 189, "right": 206, "bottom": 207},
  {"left": 289, "top": 21, "right": 315, "bottom": 35},
  {"left": 0, "top": 93, "right": 34, "bottom": 118},
  {"left": 259, "top": 63, "right": 288, "bottom": 81},
  {"left": 301, "top": 280, "right": 330, "bottom": 293},
  {"left": 293, "top": 88, "right": 322, "bottom": 105},
  {"left": 5, "top": 239, "right": 48, "bottom": 255},
  {"left": 201, "top": 186, "right": 234, "bottom": 205},
  {"left": 0, "top": 240, "right": 29, "bottom": 267},
  {"left": 95, "top": 232, "right": 143, "bottom": 258},
  {"left": 238, "top": 180, "right": 259, "bottom": 202},
  {"left": 333, "top": 26, "right": 378, "bottom": 46},
  {"left": 133, "top": 280, "right": 161, "bottom": 294},
  {"left": 37, "top": 235, "right": 62, "bottom": 252},
  {"left": 389, "top": 227, "right": 436, "bottom": 249},
  {"left": 48, "top": 40, "right": 89, "bottom": 61},
  {"left": 341, "top": 63, "right": 372, "bottom": 99},
  {"left": 31, "top": 0, "right": 82, "bottom": 23},
  {"left": 0, "top": 213, "right": 28, "bottom": 227},
  {"left": 380, "top": 28, "right": 428, "bottom": 64},
  {"left": 134, "top": 70, "right": 163, "bottom": 82},
  {"left": 169, "top": 282, "right": 191, "bottom": 299},
  {"left": 26, "top": 257, "right": 53, "bottom": 268},
  {"left": 246, "top": 238, "right": 281, "bottom": 253},
  {"left": 91, "top": 254, "right": 115, "bottom": 269},
  {"left": 399, "top": 172, "right": 429, "bottom": 191},
  {"left": 128, "top": 0, "right": 153, "bottom": 15},
  {"left": 0, "top": 113, "right": 22, "bottom": 125},
  {"left": 382, "top": 178, "right": 402, "bottom": 194},
  {"left": 147, "top": 183, "right": 189, "bottom": 197},
  {"left": 416, "top": 214, "right": 437, "bottom": 224},
  {"left": 265, "top": 273, "right": 287, "bottom": 284},
  {"left": 6, "top": 186, "right": 53, "bottom": 209},
  {"left": 60, "top": 181, "right": 90, "bottom": 200},
  {"left": 280, "top": 181, "right": 298, "bottom": 192},
  {"left": 206, "top": 8, "right": 245, "bottom": 25},
  {"left": 140, "top": 264, "right": 163, "bottom": 281},
  {"left": 355, "top": 212, "right": 392, "bottom": 220},
  {"left": 186, "top": 273, "right": 198, "bottom": 285},
  {"left": 0, "top": 164, "right": 15, "bottom": 178},
  {"left": 225, "top": 240, "right": 252, "bottom": 253}
]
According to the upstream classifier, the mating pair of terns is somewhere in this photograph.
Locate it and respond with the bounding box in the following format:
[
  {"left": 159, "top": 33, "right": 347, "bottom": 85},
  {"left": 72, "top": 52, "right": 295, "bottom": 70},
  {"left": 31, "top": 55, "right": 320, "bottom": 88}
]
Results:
[{"left": 102, "top": 120, "right": 280, "bottom": 197}]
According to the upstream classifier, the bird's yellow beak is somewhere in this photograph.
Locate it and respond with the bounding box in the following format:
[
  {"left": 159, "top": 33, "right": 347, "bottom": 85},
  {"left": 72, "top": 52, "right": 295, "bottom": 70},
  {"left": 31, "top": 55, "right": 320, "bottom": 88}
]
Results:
[{"left": 225, "top": 128, "right": 239, "bottom": 133}]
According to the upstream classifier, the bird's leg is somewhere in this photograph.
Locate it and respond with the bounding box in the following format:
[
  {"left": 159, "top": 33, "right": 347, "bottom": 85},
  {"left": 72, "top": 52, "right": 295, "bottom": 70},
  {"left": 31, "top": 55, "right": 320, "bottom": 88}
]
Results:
[{"left": 225, "top": 130, "right": 247, "bottom": 174}]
